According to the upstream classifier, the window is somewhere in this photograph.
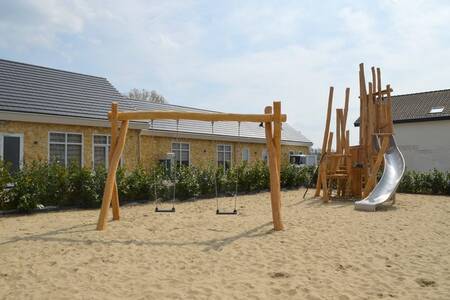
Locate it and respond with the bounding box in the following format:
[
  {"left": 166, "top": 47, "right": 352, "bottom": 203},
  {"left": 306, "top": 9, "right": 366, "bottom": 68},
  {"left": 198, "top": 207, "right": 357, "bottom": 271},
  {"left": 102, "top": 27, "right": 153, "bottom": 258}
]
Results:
[
  {"left": 429, "top": 106, "right": 444, "bottom": 114},
  {"left": 93, "top": 135, "right": 111, "bottom": 169},
  {"left": 241, "top": 147, "right": 250, "bottom": 162},
  {"left": 172, "top": 142, "right": 190, "bottom": 166},
  {"left": 262, "top": 149, "right": 268, "bottom": 163},
  {"left": 49, "top": 132, "right": 82, "bottom": 167},
  {"left": 217, "top": 144, "right": 232, "bottom": 171},
  {"left": 0, "top": 133, "right": 24, "bottom": 174}
]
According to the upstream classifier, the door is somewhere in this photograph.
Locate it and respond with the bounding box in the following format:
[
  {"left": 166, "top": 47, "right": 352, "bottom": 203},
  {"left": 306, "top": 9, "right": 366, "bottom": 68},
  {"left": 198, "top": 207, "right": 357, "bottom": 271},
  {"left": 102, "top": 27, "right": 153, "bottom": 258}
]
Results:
[{"left": 2, "top": 135, "right": 23, "bottom": 174}]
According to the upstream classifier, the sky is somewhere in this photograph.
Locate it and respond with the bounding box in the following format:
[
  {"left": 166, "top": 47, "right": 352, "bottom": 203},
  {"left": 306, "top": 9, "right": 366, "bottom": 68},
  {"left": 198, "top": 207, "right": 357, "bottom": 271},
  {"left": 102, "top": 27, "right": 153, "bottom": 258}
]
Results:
[{"left": 1, "top": 0, "right": 450, "bottom": 147}]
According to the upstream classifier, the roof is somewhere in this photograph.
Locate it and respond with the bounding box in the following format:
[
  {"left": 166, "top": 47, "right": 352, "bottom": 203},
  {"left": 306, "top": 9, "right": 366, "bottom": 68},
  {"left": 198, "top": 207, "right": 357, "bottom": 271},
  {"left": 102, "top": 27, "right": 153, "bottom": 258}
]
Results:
[
  {"left": 0, "top": 58, "right": 312, "bottom": 145},
  {"left": 354, "top": 89, "right": 450, "bottom": 126}
]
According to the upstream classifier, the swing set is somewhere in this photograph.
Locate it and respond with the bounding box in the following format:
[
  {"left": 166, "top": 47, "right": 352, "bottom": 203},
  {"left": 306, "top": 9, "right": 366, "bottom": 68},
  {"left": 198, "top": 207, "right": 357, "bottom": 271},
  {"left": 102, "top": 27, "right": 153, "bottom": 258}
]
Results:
[
  {"left": 96, "top": 101, "right": 287, "bottom": 231},
  {"left": 152, "top": 120, "right": 241, "bottom": 215}
]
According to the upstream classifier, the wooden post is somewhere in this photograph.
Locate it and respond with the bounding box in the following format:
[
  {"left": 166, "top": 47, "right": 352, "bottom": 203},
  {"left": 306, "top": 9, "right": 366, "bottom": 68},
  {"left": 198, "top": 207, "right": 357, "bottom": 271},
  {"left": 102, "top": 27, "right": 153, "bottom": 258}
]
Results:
[
  {"left": 336, "top": 109, "right": 342, "bottom": 154},
  {"left": 322, "top": 132, "right": 334, "bottom": 202},
  {"left": 97, "top": 120, "right": 129, "bottom": 230},
  {"left": 344, "top": 130, "right": 352, "bottom": 196},
  {"left": 110, "top": 103, "right": 120, "bottom": 220},
  {"left": 386, "top": 84, "right": 394, "bottom": 133},
  {"left": 367, "top": 82, "right": 374, "bottom": 166},
  {"left": 359, "top": 63, "right": 370, "bottom": 185},
  {"left": 315, "top": 87, "right": 334, "bottom": 196},
  {"left": 273, "top": 101, "right": 282, "bottom": 173},
  {"left": 264, "top": 106, "right": 283, "bottom": 231},
  {"left": 371, "top": 67, "right": 377, "bottom": 94},
  {"left": 376, "top": 68, "right": 382, "bottom": 101},
  {"left": 343, "top": 88, "right": 350, "bottom": 132}
]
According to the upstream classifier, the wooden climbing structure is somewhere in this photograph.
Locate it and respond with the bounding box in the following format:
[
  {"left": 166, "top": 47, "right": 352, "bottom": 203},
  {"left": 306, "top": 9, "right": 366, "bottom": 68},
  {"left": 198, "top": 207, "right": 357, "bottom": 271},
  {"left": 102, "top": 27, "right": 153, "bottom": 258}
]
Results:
[{"left": 315, "top": 63, "right": 395, "bottom": 202}]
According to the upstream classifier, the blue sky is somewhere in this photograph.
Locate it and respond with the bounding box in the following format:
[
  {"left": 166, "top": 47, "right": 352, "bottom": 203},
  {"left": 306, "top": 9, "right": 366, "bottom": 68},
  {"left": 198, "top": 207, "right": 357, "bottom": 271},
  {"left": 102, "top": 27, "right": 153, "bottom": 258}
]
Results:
[{"left": 1, "top": 0, "right": 450, "bottom": 146}]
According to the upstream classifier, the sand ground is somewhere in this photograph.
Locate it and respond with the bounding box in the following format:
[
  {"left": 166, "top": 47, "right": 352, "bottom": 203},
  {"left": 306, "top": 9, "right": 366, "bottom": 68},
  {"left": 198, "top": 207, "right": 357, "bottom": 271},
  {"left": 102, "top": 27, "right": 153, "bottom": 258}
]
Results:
[{"left": 0, "top": 189, "right": 449, "bottom": 300}]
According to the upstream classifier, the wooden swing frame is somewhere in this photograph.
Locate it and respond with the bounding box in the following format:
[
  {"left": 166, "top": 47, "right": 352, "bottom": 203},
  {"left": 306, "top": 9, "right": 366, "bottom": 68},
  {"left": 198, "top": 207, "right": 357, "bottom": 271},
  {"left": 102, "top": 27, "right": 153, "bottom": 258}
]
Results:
[{"left": 96, "top": 101, "right": 287, "bottom": 231}]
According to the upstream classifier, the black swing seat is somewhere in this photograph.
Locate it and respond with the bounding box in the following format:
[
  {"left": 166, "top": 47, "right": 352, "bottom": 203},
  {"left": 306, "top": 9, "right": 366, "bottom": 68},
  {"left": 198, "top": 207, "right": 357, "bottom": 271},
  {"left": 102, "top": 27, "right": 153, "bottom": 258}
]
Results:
[
  {"left": 155, "top": 207, "right": 176, "bottom": 213},
  {"left": 216, "top": 209, "right": 237, "bottom": 215}
]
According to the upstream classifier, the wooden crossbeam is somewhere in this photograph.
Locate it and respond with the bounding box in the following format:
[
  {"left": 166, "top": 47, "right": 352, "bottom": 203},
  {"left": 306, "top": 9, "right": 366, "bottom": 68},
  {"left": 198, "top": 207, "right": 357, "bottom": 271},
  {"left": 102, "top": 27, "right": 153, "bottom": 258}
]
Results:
[{"left": 111, "top": 111, "right": 286, "bottom": 123}]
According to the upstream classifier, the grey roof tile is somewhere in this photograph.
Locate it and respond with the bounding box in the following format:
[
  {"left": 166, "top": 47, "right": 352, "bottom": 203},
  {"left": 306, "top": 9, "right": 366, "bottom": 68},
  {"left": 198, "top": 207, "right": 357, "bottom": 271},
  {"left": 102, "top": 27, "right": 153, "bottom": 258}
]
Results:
[{"left": 354, "top": 89, "right": 450, "bottom": 126}]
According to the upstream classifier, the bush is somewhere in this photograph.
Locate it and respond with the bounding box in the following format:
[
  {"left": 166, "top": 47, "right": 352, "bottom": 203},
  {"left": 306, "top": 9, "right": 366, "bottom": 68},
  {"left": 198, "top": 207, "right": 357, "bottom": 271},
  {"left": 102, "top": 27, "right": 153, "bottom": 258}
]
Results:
[
  {"left": 66, "top": 164, "right": 100, "bottom": 208},
  {"left": 3, "top": 159, "right": 450, "bottom": 214},
  {"left": 122, "top": 166, "right": 151, "bottom": 201},
  {"left": 175, "top": 165, "right": 200, "bottom": 200},
  {"left": 44, "top": 163, "right": 69, "bottom": 206},
  {"left": 0, "top": 160, "right": 12, "bottom": 210},
  {"left": 9, "top": 161, "right": 47, "bottom": 212},
  {"left": 197, "top": 166, "right": 216, "bottom": 197}
]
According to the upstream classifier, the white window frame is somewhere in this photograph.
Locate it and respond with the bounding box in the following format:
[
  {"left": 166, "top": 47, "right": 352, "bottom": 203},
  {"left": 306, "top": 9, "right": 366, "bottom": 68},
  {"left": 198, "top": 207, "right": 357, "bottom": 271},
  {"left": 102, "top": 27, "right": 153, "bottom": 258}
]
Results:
[
  {"left": 48, "top": 131, "right": 84, "bottom": 167},
  {"left": 241, "top": 147, "right": 250, "bottom": 162},
  {"left": 171, "top": 142, "right": 190, "bottom": 166},
  {"left": 217, "top": 144, "right": 233, "bottom": 171},
  {"left": 429, "top": 106, "right": 444, "bottom": 114},
  {"left": 262, "top": 148, "right": 269, "bottom": 163},
  {"left": 0, "top": 133, "right": 24, "bottom": 169},
  {"left": 92, "top": 134, "right": 111, "bottom": 170},
  {"left": 92, "top": 134, "right": 124, "bottom": 169}
]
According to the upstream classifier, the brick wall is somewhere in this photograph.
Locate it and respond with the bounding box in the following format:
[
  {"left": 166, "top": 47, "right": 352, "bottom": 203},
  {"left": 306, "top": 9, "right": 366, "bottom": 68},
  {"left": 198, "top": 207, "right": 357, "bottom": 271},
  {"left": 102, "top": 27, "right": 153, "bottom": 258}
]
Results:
[{"left": 0, "top": 120, "right": 309, "bottom": 169}]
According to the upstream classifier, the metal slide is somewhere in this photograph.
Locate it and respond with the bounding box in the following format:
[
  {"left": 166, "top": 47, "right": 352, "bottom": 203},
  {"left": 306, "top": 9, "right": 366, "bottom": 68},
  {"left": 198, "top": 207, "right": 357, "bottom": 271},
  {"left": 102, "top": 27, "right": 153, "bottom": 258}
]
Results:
[{"left": 355, "top": 136, "right": 405, "bottom": 211}]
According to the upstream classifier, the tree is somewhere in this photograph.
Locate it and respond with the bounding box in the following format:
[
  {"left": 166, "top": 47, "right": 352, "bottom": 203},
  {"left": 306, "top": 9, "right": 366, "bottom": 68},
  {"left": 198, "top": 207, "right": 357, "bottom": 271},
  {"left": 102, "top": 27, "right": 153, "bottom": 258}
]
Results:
[{"left": 128, "top": 89, "right": 168, "bottom": 104}]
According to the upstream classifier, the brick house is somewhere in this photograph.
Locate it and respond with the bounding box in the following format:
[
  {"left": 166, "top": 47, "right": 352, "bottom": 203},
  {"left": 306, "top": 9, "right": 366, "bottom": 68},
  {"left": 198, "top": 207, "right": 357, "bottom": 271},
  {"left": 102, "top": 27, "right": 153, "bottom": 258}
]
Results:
[{"left": 0, "top": 59, "right": 312, "bottom": 172}]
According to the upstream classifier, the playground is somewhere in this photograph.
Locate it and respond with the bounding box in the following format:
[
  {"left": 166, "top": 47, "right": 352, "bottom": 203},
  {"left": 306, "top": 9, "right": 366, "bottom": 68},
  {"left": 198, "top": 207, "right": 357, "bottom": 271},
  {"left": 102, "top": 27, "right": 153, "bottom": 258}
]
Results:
[{"left": 1, "top": 189, "right": 449, "bottom": 299}]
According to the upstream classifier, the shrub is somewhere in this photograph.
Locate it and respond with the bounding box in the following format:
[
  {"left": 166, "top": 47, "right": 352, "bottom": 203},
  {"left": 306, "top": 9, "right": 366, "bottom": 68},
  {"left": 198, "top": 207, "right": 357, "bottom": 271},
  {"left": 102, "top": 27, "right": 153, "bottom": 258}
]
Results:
[
  {"left": 197, "top": 166, "right": 216, "bottom": 197},
  {"left": 0, "top": 160, "right": 12, "bottom": 210},
  {"left": 241, "top": 161, "right": 269, "bottom": 192},
  {"left": 44, "top": 163, "right": 69, "bottom": 206},
  {"left": 10, "top": 161, "right": 47, "bottom": 212},
  {"left": 398, "top": 170, "right": 414, "bottom": 193},
  {"left": 122, "top": 166, "right": 151, "bottom": 201},
  {"left": 175, "top": 165, "right": 200, "bottom": 200},
  {"left": 430, "top": 168, "right": 447, "bottom": 195},
  {"left": 66, "top": 164, "right": 100, "bottom": 208}
]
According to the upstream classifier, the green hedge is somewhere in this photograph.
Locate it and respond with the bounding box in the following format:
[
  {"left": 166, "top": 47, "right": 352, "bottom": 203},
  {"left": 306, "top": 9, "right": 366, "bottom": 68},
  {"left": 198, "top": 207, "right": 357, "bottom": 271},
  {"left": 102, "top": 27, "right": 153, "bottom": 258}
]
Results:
[
  {"left": 5, "top": 160, "right": 447, "bottom": 213},
  {"left": 397, "top": 169, "right": 450, "bottom": 195},
  {"left": 0, "top": 161, "right": 314, "bottom": 212}
]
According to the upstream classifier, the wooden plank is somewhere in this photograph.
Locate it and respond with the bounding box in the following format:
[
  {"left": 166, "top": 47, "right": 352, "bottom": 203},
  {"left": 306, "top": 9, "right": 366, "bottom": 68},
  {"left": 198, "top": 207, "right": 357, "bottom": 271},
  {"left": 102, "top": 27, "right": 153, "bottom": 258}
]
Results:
[
  {"left": 264, "top": 106, "right": 283, "bottom": 231},
  {"left": 97, "top": 120, "right": 130, "bottom": 231},
  {"left": 315, "top": 87, "right": 334, "bottom": 196},
  {"left": 113, "top": 110, "right": 286, "bottom": 123},
  {"left": 109, "top": 102, "right": 120, "bottom": 221}
]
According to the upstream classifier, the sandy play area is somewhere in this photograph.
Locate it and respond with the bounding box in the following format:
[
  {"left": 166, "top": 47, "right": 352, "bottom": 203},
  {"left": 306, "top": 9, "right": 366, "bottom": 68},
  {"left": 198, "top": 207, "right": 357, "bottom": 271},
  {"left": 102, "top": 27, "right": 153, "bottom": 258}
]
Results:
[{"left": 0, "top": 189, "right": 449, "bottom": 299}]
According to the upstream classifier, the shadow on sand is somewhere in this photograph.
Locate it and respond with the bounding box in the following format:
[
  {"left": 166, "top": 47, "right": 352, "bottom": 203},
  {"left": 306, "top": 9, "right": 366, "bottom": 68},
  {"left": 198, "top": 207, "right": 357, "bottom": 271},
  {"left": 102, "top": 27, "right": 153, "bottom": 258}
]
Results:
[{"left": 0, "top": 221, "right": 274, "bottom": 252}]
